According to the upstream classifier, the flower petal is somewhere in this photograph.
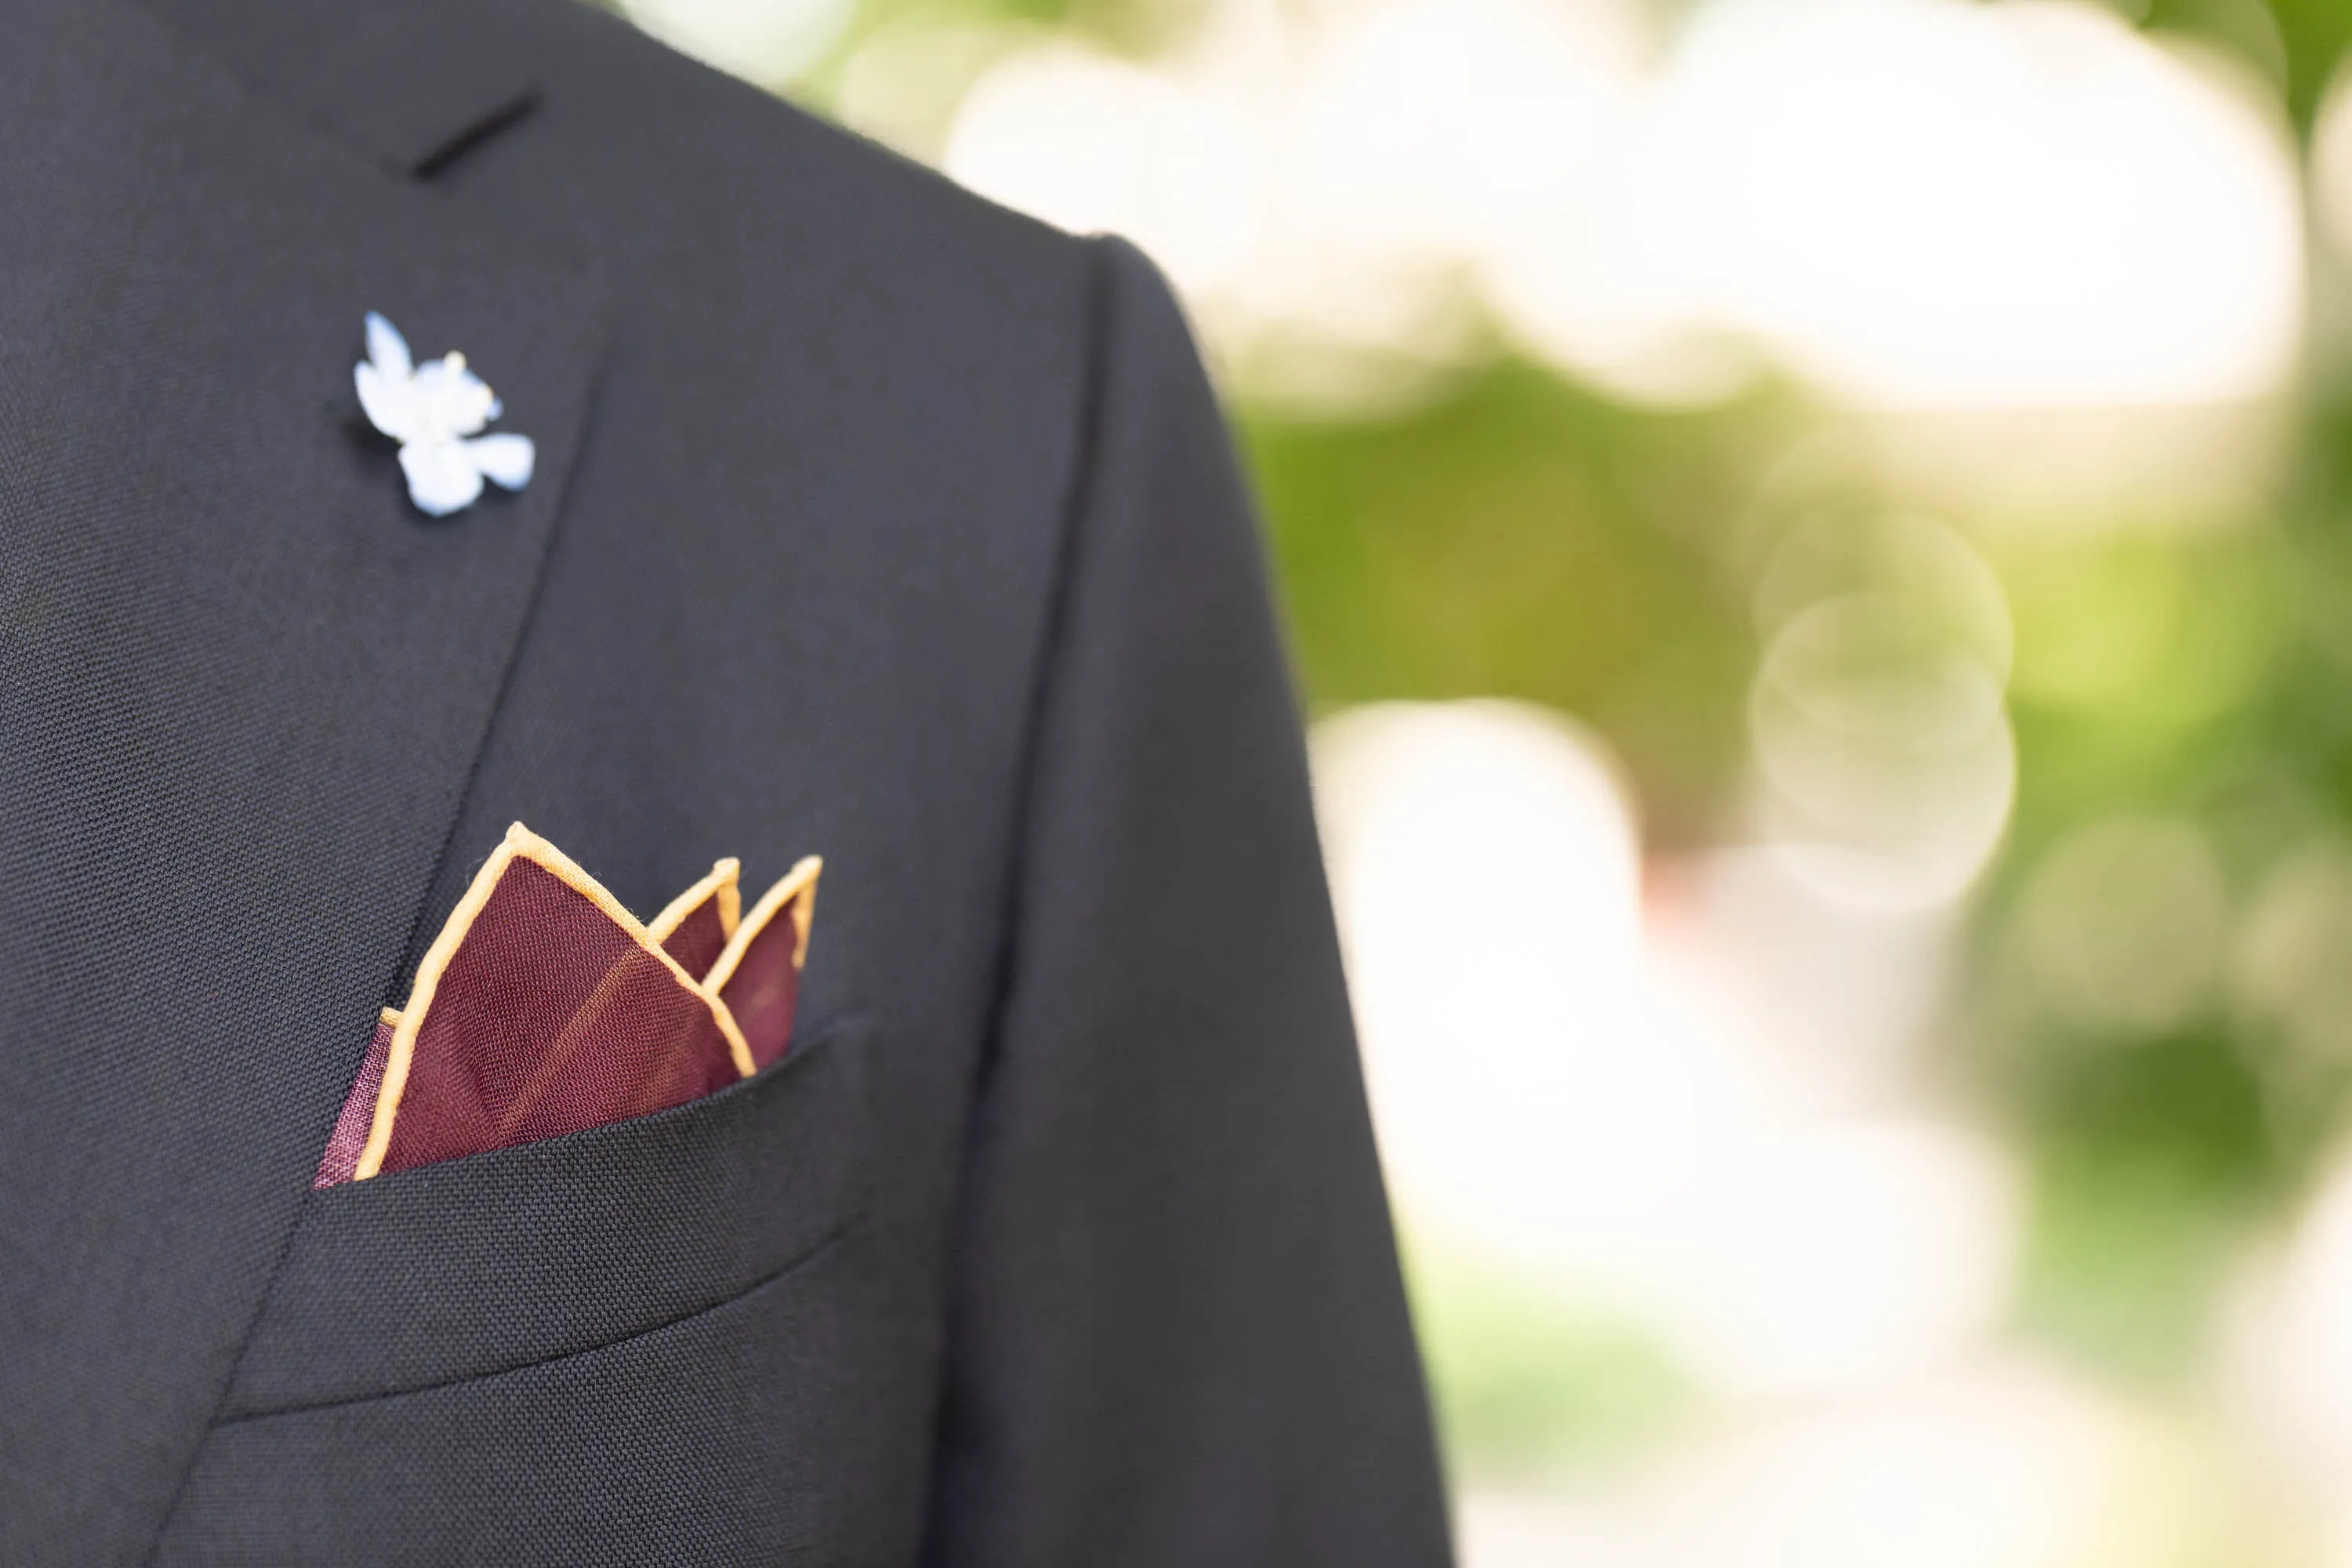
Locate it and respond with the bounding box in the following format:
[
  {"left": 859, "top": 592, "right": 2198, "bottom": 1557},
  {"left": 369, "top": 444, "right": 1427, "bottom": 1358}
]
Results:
[
  {"left": 365, "top": 311, "right": 412, "bottom": 379},
  {"left": 465, "top": 433, "right": 535, "bottom": 492},
  {"left": 416, "top": 357, "right": 497, "bottom": 437},
  {"left": 400, "top": 441, "right": 485, "bottom": 517},
  {"left": 354, "top": 361, "right": 416, "bottom": 442}
]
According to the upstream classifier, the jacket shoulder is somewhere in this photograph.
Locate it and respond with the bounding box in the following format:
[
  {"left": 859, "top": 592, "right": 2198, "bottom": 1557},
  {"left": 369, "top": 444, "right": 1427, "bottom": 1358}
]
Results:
[{"left": 515, "top": 0, "right": 1094, "bottom": 368}]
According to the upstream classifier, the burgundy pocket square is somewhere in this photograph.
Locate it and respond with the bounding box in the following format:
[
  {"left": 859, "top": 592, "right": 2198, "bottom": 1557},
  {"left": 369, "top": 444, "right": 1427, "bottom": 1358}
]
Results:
[{"left": 316, "top": 823, "right": 820, "bottom": 1186}]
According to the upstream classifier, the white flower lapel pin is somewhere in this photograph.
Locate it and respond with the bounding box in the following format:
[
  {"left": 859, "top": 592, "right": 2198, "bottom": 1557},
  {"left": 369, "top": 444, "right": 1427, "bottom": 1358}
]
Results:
[{"left": 355, "top": 312, "right": 535, "bottom": 517}]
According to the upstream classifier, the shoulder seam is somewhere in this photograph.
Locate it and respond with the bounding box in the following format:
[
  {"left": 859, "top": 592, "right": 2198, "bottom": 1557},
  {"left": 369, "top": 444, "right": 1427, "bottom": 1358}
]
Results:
[{"left": 967, "top": 233, "right": 1121, "bottom": 1091}]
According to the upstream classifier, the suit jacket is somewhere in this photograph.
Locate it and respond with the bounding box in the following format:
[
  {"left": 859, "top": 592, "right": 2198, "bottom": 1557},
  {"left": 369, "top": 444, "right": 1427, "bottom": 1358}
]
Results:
[{"left": 0, "top": 0, "right": 1453, "bottom": 1561}]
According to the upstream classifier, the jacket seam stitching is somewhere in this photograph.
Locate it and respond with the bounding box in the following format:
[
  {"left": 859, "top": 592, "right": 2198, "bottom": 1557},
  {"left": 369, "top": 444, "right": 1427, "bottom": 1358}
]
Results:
[
  {"left": 910, "top": 234, "right": 1122, "bottom": 1552},
  {"left": 968, "top": 234, "right": 1120, "bottom": 1095}
]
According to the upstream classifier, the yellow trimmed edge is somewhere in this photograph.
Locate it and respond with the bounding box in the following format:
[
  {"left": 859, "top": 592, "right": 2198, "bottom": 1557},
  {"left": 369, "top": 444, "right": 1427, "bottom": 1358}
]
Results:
[
  {"left": 352, "top": 823, "right": 759, "bottom": 1181},
  {"left": 646, "top": 857, "right": 742, "bottom": 951},
  {"left": 704, "top": 856, "right": 823, "bottom": 995}
]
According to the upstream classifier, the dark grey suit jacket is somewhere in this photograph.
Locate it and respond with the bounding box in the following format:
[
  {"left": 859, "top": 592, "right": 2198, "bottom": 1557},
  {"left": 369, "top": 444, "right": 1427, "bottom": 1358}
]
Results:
[{"left": 0, "top": 0, "right": 1452, "bottom": 1559}]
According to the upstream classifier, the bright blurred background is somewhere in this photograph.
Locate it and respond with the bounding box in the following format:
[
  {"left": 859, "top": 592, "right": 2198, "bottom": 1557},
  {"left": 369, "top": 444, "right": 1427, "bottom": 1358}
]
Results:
[{"left": 612, "top": 0, "right": 2352, "bottom": 1559}]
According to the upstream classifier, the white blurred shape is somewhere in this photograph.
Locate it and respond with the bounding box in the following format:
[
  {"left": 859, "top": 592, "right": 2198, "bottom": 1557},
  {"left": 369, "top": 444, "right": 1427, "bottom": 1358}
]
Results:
[
  {"left": 622, "top": 0, "right": 852, "bottom": 82},
  {"left": 1312, "top": 700, "right": 1677, "bottom": 1267},
  {"left": 939, "top": 0, "right": 2298, "bottom": 412},
  {"left": 834, "top": 22, "right": 1025, "bottom": 162},
  {"left": 945, "top": 0, "right": 1659, "bottom": 404},
  {"left": 1751, "top": 594, "right": 2016, "bottom": 912},
  {"left": 1754, "top": 510, "right": 2014, "bottom": 682},
  {"left": 1641, "top": 0, "right": 2301, "bottom": 408},
  {"left": 1461, "top": 1363, "right": 2227, "bottom": 1568},
  {"left": 1269, "top": 0, "right": 1653, "bottom": 387},
  {"left": 2212, "top": 1145, "right": 2352, "bottom": 1566},
  {"left": 1455, "top": 1493, "right": 1623, "bottom": 1568},
  {"left": 1658, "top": 1121, "right": 2020, "bottom": 1396},
  {"left": 1315, "top": 701, "right": 2019, "bottom": 1395},
  {"left": 1748, "top": 512, "right": 2015, "bottom": 912},
  {"left": 1673, "top": 845, "right": 1956, "bottom": 1106},
  {"left": 946, "top": 45, "right": 1261, "bottom": 299},
  {"left": 1646, "top": 1367, "right": 2174, "bottom": 1568},
  {"left": 2231, "top": 1144, "right": 2352, "bottom": 1504}
]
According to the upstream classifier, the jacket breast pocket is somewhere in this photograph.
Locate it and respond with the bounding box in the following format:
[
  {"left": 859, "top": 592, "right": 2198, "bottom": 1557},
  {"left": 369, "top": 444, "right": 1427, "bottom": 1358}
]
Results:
[{"left": 221, "top": 1015, "right": 873, "bottom": 1417}]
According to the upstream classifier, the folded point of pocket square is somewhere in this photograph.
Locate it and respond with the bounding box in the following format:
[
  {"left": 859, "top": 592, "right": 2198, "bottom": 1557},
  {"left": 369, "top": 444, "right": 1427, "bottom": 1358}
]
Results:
[
  {"left": 647, "top": 856, "right": 742, "bottom": 978},
  {"left": 315, "top": 824, "right": 821, "bottom": 1187}
]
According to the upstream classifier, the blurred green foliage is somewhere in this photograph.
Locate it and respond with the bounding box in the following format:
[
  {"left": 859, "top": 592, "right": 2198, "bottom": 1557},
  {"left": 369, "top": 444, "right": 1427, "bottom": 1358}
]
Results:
[
  {"left": 1980, "top": 480, "right": 2352, "bottom": 1373},
  {"left": 1243, "top": 68, "right": 2352, "bottom": 1439},
  {"left": 1403, "top": 1240, "right": 1695, "bottom": 1480},
  {"left": 1245, "top": 365, "right": 1776, "bottom": 845},
  {"left": 731, "top": 0, "right": 2352, "bottom": 1499}
]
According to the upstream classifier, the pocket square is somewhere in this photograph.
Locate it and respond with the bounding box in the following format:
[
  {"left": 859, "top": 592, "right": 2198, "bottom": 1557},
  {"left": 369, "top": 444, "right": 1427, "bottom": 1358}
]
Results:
[{"left": 315, "top": 823, "right": 820, "bottom": 1186}]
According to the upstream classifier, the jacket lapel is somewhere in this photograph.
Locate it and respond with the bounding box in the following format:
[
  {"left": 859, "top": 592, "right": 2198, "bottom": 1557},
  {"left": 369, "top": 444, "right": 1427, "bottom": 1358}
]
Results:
[
  {"left": 133, "top": 0, "right": 552, "bottom": 176},
  {"left": 0, "top": 0, "right": 604, "bottom": 1553}
]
